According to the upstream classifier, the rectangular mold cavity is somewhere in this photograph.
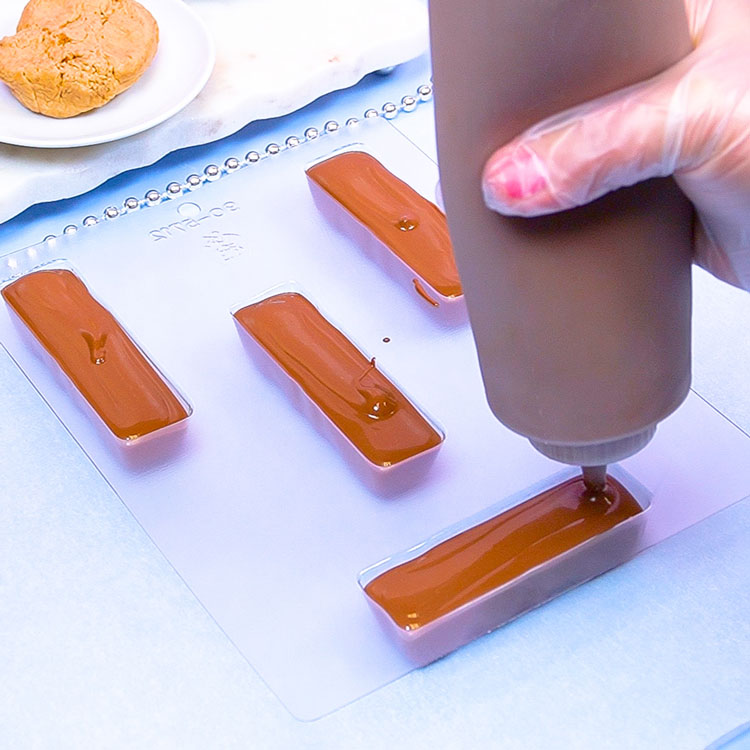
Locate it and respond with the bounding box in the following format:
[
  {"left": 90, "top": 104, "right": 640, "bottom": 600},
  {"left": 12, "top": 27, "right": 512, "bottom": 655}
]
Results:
[
  {"left": 1, "top": 263, "right": 192, "bottom": 445},
  {"left": 359, "top": 466, "right": 651, "bottom": 666},
  {"left": 232, "top": 285, "right": 444, "bottom": 481},
  {"left": 306, "top": 149, "right": 465, "bottom": 318}
]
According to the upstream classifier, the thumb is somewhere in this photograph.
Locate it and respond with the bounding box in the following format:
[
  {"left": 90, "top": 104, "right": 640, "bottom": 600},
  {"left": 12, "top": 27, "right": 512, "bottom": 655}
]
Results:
[{"left": 482, "top": 65, "right": 690, "bottom": 217}]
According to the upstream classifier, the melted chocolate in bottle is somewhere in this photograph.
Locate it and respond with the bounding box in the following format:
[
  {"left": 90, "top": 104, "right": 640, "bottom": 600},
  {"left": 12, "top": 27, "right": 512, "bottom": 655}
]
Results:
[
  {"left": 306, "top": 151, "right": 462, "bottom": 299},
  {"left": 2, "top": 269, "right": 190, "bottom": 440},
  {"left": 365, "top": 475, "right": 642, "bottom": 629},
  {"left": 430, "top": 0, "right": 694, "bottom": 451},
  {"left": 234, "top": 292, "right": 443, "bottom": 467}
]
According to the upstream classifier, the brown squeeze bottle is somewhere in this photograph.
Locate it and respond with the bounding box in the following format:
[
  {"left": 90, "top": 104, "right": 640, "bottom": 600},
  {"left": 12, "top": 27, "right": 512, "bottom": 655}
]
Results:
[{"left": 429, "top": 0, "right": 695, "bottom": 482}]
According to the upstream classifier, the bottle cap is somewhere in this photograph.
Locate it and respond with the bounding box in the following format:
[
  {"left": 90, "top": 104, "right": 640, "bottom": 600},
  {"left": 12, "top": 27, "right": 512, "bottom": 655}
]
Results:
[{"left": 529, "top": 425, "right": 657, "bottom": 466}]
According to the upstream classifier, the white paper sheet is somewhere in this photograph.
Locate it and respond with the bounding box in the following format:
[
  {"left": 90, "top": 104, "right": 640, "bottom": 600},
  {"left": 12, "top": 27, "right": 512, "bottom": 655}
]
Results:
[{"left": 2, "top": 117, "right": 750, "bottom": 719}]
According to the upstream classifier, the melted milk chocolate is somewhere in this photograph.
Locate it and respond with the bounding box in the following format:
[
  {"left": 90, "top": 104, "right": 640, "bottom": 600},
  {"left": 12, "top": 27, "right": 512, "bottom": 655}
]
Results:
[
  {"left": 2, "top": 269, "right": 189, "bottom": 441},
  {"left": 234, "top": 292, "right": 442, "bottom": 467},
  {"left": 365, "top": 475, "right": 642, "bottom": 629},
  {"left": 306, "top": 151, "right": 462, "bottom": 299}
]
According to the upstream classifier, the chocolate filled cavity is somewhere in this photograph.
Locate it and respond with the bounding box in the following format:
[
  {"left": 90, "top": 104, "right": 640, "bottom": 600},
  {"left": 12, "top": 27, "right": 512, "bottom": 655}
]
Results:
[
  {"left": 364, "top": 475, "right": 643, "bottom": 630},
  {"left": 234, "top": 292, "right": 443, "bottom": 467},
  {"left": 2, "top": 268, "right": 189, "bottom": 441},
  {"left": 306, "top": 151, "right": 462, "bottom": 299}
]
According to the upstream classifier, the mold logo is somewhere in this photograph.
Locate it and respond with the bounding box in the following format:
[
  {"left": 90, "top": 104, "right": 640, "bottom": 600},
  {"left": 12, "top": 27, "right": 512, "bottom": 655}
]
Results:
[{"left": 149, "top": 200, "right": 240, "bottom": 242}]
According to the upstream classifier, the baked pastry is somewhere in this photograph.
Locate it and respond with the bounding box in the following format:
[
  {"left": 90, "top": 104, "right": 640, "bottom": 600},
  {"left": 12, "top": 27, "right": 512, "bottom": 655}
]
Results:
[{"left": 0, "top": 0, "right": 159, "bottom": 118}]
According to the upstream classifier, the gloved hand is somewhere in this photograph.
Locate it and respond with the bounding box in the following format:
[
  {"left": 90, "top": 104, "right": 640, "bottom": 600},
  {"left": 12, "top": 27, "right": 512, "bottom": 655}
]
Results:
[{"left": 482, "top": 0, "right": 750, "bottom": 290}]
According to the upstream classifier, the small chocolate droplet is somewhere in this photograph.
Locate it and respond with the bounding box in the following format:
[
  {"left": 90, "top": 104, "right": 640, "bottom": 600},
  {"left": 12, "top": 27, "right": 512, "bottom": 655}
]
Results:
[
  {"left": 396, "top": 216, "right": 418, "bottom": 232},
  {"left": 82, "top": 331, "right": 107, "bottom": 365}
]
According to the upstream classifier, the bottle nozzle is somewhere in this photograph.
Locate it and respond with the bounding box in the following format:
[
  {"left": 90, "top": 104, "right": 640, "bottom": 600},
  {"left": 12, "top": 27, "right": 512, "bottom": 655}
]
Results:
[{"left": 582, "top": 465, "right": 608, "bottom": 492}]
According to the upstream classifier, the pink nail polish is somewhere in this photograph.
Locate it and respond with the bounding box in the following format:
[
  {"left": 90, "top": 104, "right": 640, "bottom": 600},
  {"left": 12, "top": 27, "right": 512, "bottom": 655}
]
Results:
[{"left": 487, "top": 148, "right": 546, "bottom": 204}]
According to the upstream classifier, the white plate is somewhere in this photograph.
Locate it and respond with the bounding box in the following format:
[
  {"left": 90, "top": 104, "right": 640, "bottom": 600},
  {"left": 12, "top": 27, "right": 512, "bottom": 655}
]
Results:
[{"left": 0, "top": 0, "right": 215, "bottom": 148}]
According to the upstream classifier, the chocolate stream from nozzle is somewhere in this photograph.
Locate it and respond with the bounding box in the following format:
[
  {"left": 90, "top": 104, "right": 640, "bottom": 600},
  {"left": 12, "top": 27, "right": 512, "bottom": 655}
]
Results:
[{"left": 582, "top": 465, "right": 608, "bottom": 492}]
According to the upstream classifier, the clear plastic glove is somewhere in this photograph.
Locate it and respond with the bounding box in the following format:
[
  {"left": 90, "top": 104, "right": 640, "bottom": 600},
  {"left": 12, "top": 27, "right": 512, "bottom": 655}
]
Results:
[{"left": 482, "top": 0, "right": 750, "bottom": 290}]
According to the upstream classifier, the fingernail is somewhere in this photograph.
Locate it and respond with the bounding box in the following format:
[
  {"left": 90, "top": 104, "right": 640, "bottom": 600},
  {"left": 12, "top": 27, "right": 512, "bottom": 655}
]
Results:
[{"left": 483, "top": 146, "right": 547, "bottom": 212}]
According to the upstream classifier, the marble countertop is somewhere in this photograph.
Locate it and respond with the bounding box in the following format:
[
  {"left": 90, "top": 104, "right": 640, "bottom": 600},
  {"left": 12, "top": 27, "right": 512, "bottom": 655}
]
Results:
[{"left": 0, "top": 0, "right": 428, "bottom": 225}]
